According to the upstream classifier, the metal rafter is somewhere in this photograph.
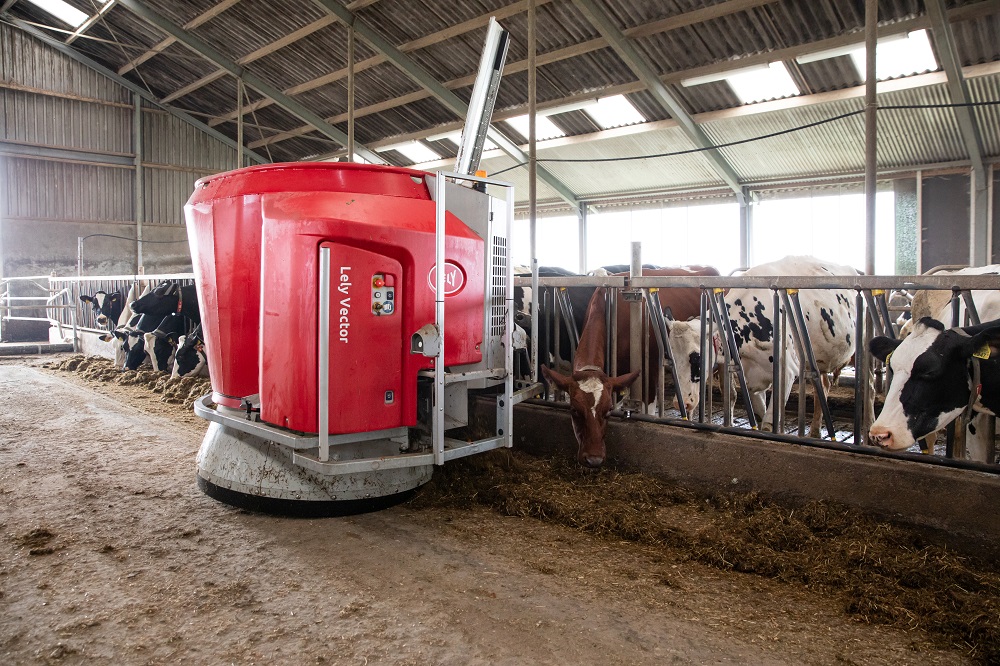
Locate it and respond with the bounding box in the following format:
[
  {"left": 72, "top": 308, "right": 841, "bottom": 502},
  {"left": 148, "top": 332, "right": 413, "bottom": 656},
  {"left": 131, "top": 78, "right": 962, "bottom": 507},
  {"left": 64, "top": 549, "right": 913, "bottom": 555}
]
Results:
[
  {"left": 65, "top": 0, "right": 119, "bottom": 45},
  {"left": 159, "top": 15, "right": 336, "bottom": 104},
  {"left": 3, "top": 15, "right": 268, "bottom": 164},
  {"left": 237, "top": 0, "right": 998, "bottom": 153},
  {"left": 117, "top": 0, "right": 242, "bottom": 75},
  {"left": 207, "top": 0, "right": 556, "bottom": 128},
  {"left": 115, "top": 0, "right": 384, "bottom": 164},
  {"left": 309, "top": 0, "right": 581, "bottom": 208},
  {"left": 925, "top": 0, "right": 986, "bottom": 185},
  {"left": 0, "top": 0, "right": 19, "bottom": 15},
  {"left": 571, "top": 0, "right": 744, "bottom": 200}
]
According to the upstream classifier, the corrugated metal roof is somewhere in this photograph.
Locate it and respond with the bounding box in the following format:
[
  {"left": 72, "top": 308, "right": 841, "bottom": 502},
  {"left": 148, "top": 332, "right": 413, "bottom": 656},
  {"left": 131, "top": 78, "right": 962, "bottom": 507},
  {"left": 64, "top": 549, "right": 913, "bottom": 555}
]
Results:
[{"left": 5, "top": 0, "right": 1000, "bottom": 205}]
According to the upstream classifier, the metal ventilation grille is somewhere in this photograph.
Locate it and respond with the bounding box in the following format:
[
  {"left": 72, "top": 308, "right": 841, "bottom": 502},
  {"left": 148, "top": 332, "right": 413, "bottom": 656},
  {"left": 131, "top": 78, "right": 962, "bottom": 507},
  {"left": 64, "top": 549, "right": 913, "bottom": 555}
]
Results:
[{"left": 490, "top": 234, "right": 507, "bottom": 341}]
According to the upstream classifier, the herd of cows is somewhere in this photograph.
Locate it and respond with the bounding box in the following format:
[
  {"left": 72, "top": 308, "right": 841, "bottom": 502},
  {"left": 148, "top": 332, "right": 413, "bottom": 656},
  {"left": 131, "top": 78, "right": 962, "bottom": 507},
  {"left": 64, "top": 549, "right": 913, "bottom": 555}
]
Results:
[
  {"left": 79, "top": 281, "right": 207, "bottom": 379},
  {"left": 518, "top": 256, "right": 1000, "bottom": 468},
  {"left": 79, "top": 258, "right": 1000, "bottom": 468}
]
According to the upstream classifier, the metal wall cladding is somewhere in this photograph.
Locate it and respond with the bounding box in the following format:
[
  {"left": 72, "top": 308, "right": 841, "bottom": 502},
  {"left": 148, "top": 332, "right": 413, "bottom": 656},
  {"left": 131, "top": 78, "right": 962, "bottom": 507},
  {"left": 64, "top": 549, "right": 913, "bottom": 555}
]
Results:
[
  {"left": 0, "top": 23, "right": 129, "bottom": 105},
  {"left": 0, "top": 157, "right": 133, "bottom": 221},
  {"left": 967, "top": 72, "right": 1000, "bottom": 157},
  {"left": 0, "top": 89, "right": 132, "bottom": 154},
  {"left": 143, "top": 167, "right": 205, "bottom": 225},
  {"left": 142, "top": 108, "right": 237, "bottom": 171},
  {"left": 699, "top": 82, "right": 969, "bottom": 183}
]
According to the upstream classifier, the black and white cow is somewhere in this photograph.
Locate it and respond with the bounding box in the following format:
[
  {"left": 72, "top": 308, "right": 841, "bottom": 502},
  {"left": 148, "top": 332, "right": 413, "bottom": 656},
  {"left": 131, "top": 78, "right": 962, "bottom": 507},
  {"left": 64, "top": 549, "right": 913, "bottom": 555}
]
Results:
[
  {"left": 870, "top": 318, "right": 1000, "bottom": 462},
  {"left": 143, "top": 313, "right": 187, "bottom": 373},
  {"left": 171, "top": 324, "right": 209, "bottom": 378},
  {"left": 724, "top": 255, "right": 858, "bottom": 435},
  {"left": 132, "top": 281, "right": 200, "bottom": 324},
  {"left": 80, "top": 289, "right": 125, "bottom": 328}
]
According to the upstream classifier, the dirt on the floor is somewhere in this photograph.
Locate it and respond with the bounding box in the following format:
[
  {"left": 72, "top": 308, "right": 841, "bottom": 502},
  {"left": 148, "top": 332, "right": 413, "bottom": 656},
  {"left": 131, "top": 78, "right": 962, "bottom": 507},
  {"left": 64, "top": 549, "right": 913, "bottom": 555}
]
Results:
[{"left": 1, "top": 354, "right": 997, "bottom": 665}]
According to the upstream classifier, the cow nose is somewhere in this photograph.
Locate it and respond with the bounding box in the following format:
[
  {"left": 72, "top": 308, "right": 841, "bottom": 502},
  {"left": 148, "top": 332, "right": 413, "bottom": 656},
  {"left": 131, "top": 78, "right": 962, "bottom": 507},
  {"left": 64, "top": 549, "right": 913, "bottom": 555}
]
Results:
[
  {"left": 869, "top": 425, "right": 893, "bottom": 448},
  {"left": 582, "top": 455, "right": 604, "bottom": 468}
]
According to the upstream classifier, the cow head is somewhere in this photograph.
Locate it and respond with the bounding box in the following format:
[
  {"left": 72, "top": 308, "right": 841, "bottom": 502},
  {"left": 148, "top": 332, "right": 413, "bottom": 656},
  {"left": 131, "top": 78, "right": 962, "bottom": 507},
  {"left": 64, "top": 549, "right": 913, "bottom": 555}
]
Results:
[
  {"left": 666, "top": 319, "right": 722, "bottom": 417},
  {"left": 132, "top": 281, "right": 180, "bottom": 319},
  {"left": 541, "top": 365, "right": 640, "bottom": 467},
  {"left": 172, "top": 332, "right": 207, "bottom": 378},
  {"left": 80, "top": 290, "right": 124, "bottom": 327},
  {"left": 869, "top": 318, "right": 1000, "bottom": 450}
]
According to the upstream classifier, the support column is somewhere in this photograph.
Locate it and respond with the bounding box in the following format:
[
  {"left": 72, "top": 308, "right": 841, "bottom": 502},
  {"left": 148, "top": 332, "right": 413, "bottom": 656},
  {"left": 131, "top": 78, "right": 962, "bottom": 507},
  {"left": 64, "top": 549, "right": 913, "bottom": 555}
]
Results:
[
  {"left": 348, "top": 23, "right": 355, "bottom": 161},
  {"left": 971, "top": 168, "right": 988, "bottom": 266},
  {"left": 236, "top": 78, "right": 243, "bottom": 169},
  {"left": 739, "top": 188, "right": 752, "bottom": 268},
  {"left": 578, "top": 205, "right": 587, "bottom": 274},
  {"left": 863, "top": 0, "right": 878, "bottom": 276},
  {"left": 133, "top": 93, "right": 144, "bottom": 272},
  {"left": 528, "top": 0, "right": 537, "bottom": 276}
]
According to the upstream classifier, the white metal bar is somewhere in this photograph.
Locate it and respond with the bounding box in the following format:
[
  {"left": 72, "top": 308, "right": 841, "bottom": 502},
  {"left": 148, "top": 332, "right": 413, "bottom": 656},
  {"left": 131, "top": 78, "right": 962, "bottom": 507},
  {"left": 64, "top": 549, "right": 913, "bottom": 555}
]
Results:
[
  {"left": 434, "top": 173, "right": 447, "bottom": 465},
  {"left": 318, "top": 246, "right": 331, "bottom": 461}
]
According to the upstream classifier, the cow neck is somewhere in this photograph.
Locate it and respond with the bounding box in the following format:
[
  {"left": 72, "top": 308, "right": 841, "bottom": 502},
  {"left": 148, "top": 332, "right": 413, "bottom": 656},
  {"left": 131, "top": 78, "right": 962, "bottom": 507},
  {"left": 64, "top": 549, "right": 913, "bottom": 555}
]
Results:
[
  {"left": 953, "top": 327, "right": 985, "bottom": 420},
  {"left": 574, "top": 288, "right": 607, "bottom": 373}
]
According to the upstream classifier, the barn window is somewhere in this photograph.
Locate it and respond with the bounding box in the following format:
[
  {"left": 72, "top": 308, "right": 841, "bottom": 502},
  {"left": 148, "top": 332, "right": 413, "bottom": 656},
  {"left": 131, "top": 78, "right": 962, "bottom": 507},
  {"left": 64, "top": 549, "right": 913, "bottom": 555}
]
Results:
[
  {"left": 583, "top": 95, "right": 646, "bottom": 130},
  {"left": 505, "top": 115, "right": 566, "bottom": 141},
  {"left": 751, "top": 190, "right": 896, "bottom": 274}
]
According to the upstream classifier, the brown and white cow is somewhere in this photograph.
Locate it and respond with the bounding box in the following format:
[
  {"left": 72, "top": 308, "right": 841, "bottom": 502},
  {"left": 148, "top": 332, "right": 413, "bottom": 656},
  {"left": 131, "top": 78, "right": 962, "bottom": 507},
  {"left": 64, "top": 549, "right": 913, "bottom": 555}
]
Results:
[{"left": 541, "top": 265, "right": 718, "bottom": 467}]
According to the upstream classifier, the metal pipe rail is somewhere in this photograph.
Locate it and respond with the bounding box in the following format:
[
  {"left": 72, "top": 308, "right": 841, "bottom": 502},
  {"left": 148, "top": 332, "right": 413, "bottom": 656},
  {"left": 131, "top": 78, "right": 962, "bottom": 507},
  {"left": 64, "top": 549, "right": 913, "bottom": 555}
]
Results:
[{"left": 517, "top": 275, "right": 1000, "bottom": 291}]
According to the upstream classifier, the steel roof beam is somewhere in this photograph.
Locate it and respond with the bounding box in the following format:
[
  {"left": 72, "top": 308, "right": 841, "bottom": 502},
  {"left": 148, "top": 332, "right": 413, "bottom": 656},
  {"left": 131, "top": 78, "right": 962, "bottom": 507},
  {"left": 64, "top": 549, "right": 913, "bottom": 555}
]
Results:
[
  {"left": 65, "top": 0, "right": 119, "bottom": 45},
  {"left": 237, "top": 0, "right": 998, "bottom": 153},
  {"left": 925, "top": 0, "right": 986, "bottom": 188},
  {"left": 115, "top": 0, "right": 384, "bottom": 164},
  {"left": 308, "top": 0, "right": 581, "bottom": 209},
  {"left": 2, "top": 15, "right": 268, "bottom": 165},
  {"left": 571, "top": 0, "right": 745, "bottom": 201},
  {"left": 117, "top": 0, "right": 242, "bottom": 75},
  {"left": 207, "top": 0, "right": 555, "bottom": 128}
]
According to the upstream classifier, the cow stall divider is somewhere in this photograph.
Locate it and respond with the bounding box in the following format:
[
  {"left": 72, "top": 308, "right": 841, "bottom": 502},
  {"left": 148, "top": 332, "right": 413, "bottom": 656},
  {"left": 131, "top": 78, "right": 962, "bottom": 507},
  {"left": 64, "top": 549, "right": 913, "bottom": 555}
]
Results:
[{"left": 517, "top": 272, "right": 1000, "bottom": 468}]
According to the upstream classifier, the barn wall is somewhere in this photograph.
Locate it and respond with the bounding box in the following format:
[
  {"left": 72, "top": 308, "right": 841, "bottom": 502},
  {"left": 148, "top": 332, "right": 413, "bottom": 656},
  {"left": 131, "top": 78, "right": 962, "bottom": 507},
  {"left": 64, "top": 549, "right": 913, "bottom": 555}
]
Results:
[
  {"left": 0, "top": 22, "right": 237, "bottom": 281},
  {"left": 920, "top": 173, "right": 971, "bottom": 270}
]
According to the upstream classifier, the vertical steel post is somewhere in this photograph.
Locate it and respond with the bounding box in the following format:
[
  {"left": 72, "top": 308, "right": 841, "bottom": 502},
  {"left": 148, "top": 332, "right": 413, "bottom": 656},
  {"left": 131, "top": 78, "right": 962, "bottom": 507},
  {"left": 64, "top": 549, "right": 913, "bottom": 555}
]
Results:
[
  {"left": 863, "top": 0, "right": 878, "bottom": 276},
  {"left": 629, "top": 242, "right": 643, "bottom": 402},
  {"left": 133, "top": 93, "right": 144, "bottom": 272},
  {"left": 73, "top": 237, "right": 82, "bottom": 352},
  {"left": 578, "top": 206, "right": 588, "bottom": 274},
  {"left": 318, "top": 246, "right": 331, "bottom": 461},
  {"left": 434, "top": 174, "right": 447, "bottom": 464},
  {"left": 236, "top": 79, "right": 244, "bottom": 169},
  {"left": 502, "top": 182, "right": 515, "bottom": 445},
  {"left": 739, "top": 191, "right": 751, "bottom": 269},
  {"left": 348, "top": 23, "right": 355, "bottom": 161},
  {"left": 772, "top": 289, "right": 782, "bottom": 433},
  {"left": 698, "top": 290, "right": 708, "bottom": 423},
  {"left": 710, "top": 289, "right": 756, "bottom": 429},
  {"left": 854, "top": 291, "right": 865, "bottom": 445}
]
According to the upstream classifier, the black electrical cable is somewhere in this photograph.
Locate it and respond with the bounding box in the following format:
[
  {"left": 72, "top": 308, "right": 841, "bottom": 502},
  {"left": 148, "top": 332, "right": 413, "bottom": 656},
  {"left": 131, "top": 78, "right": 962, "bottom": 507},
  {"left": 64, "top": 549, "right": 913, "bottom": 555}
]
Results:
[{"left": 487, "top": 99, "right": 1000, "bottom": 174}]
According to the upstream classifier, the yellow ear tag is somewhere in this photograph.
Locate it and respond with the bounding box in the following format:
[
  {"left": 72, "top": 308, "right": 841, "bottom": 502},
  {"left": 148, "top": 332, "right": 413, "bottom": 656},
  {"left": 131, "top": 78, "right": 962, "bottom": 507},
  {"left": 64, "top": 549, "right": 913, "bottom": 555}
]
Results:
[
  {"left": 884, "top": 351, "right": 893, "bottom": 367},
  {"left": 973, "top": 343, "right": 991, "bottom": 360}
]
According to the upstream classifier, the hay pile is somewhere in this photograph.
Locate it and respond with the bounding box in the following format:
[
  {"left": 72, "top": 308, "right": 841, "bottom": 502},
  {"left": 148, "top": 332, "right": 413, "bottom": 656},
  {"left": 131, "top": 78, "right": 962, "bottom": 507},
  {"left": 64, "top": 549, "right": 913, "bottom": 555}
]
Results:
[
  {"left": 47, "top": 355, "right": 211, "bottom": 409},
  {"left": 414, "top": 450, "right": 1000, "bottom": 663}
]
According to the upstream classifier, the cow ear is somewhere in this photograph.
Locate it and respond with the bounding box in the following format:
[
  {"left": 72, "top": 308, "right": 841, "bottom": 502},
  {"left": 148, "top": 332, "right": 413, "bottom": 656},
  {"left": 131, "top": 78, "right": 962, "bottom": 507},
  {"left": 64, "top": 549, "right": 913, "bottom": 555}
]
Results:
[
  {"left": 967, "top": 325, "right": 1000, "bottom": 360},
  {"left": 80, "top": 295, "right": 93, "bottom": 304},
  {"left": 541, "top": 365, "right": 574, "bottom": 392},
  {"left": 869, "top": 336, "right": 901, "bottom": 363},
  {"left": 608, "top": 369, "right": 641, "bottom": 392}
]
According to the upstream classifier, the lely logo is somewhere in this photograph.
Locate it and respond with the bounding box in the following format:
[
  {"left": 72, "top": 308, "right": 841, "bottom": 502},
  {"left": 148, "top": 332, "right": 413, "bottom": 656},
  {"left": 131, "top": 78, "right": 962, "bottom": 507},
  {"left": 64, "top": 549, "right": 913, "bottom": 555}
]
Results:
[{"left": 427, "top": 262, "right": 465, "bottom": 296}]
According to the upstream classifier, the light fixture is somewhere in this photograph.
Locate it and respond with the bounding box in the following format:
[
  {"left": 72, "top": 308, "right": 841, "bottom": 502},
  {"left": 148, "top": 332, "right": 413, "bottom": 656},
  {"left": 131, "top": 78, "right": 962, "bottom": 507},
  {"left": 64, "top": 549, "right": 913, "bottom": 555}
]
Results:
[
  {"left": 848, "top": 30, "right": 939, "bottom": 80},
  {"left": 504, "top": 114, "right": 566, "bottom": 141},
  {"left": 583, "top": 95, "right": 646, "bottom": 129},
  {"left": 725, "top": 62, "right": 800, "bottom": 104},
  {"left": 377, "top": 141, "right": 441, "bottom": 164},
  {"left": 23, "top": 0, "right": 90, "bottom": 28},
  {"left": 426, "top": 130, "right": 497, "bottom": 151}
]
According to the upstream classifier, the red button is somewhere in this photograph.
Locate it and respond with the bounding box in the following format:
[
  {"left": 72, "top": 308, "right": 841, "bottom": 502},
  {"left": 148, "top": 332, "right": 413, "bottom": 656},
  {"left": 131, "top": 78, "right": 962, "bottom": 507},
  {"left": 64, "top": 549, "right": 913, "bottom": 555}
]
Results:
[{"left": 373, "top": 277, "right": 385, "bottom": 288}]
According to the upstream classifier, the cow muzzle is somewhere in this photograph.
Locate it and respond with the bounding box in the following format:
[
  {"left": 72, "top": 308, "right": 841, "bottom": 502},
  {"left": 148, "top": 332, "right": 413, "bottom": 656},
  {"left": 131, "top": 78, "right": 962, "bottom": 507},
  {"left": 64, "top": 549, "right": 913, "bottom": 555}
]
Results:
[{"left": 869, "top": 424, "right": 899, "bottom": 450}]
